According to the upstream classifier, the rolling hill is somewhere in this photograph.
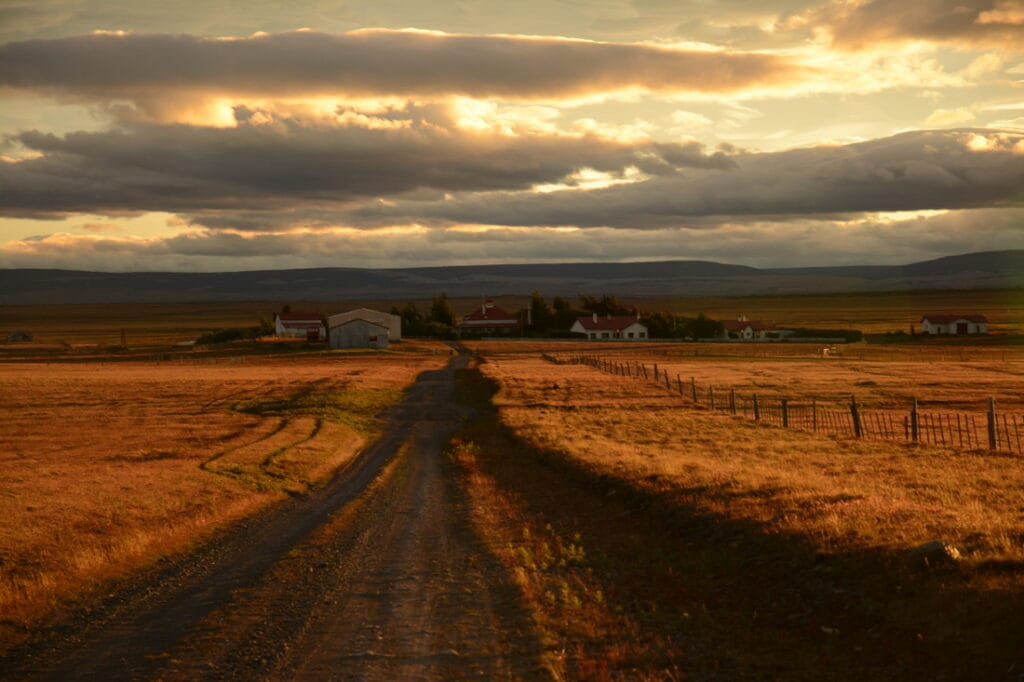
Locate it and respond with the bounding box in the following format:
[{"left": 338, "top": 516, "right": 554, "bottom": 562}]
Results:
[{"left": 1, "top": 251, "right": 1020, "bottom": 305}]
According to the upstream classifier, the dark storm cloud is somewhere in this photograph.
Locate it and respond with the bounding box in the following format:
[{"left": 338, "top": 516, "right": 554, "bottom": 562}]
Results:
[
  {"left": 809, "top": 0, "right": 1024, "bottom": 50},
  {"left": 0, "top": 113, "right": 734, "bottom": 218},
  {"left": 349, "top": 129, "right": 1024, "bottom": 228},
  {"left": 0, "top": 28, "right": 808, "bottom": 103}
]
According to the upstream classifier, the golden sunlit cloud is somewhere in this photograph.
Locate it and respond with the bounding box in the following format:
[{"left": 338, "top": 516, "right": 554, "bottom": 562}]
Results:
[
  {"left": 533, "top": 166, "right": 650, "bottom": 193},
  {"left": 926, "top": 108, "right": 976, "bottom": 126},
  {"left": 809, "top": 0, "right": 1024, "bottom": 51}
]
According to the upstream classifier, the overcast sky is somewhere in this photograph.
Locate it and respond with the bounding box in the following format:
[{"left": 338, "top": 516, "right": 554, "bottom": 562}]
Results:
[{"left": 1, "top": 0, "right": 1022, "bottom": 271}]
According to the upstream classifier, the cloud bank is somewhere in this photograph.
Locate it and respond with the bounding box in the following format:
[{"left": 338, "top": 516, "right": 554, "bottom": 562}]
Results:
[
  {"left": 0, "top": 29, "right": 808, "bottom": 106},
  {"left": 0, "top": 107, "right": 735, "bottom": 218},
  {"left": 810, "top": 0, "right": 1024, "bottom": 50}
]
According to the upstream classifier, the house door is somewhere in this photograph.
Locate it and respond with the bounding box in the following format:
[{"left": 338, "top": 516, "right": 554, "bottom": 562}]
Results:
[{"left": 956, "top": 322, "right": 968, "bottom": 335}]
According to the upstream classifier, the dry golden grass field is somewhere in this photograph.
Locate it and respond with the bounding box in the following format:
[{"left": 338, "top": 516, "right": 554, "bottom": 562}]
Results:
[
  {"left": 451, "top": 344, "right": 1024, "bottom": 677},
  {"left": 471, "top": 340, "right": 1024, "bottom": 410},
  {"left": 2, "top": 295, "right": 1023, "bottom": 677},
  {"left": 0, "top": 346, "right": 448, "bottom": 651}
]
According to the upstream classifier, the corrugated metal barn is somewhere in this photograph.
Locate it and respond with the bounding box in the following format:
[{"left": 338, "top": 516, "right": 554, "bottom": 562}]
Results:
[{"left": 329, "top": 318, "right": 390, "bottom": 349}]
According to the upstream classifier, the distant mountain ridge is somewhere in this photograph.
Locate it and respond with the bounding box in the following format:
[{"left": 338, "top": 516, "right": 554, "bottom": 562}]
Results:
[{"left": 1, "top": 251, "right": 1020, "bottom": 304}]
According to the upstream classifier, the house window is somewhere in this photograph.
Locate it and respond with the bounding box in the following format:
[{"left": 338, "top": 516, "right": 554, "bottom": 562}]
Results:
[
  {"left": 627, "top": 332, "right": 634, "bottom": 339},
  {"left": 602, "top": 332, "right": 610, "bottom": 339},
  {"left": 639, "top": 332, "right": 646, "bottom": 339}
]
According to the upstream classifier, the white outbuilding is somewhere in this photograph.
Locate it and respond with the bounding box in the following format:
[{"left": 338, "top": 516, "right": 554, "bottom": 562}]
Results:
[
  {"left": 327, "top": 308, "right": 401, "bottom": 340},
  {"left": 329, "top": 318, "right": 390, "bottom": 349},
  {"left": 274, "top": 311, "right": 325, "bottom": 341},
  {"left": 919, "top": 314, "right": 988, "bottom": 335}
]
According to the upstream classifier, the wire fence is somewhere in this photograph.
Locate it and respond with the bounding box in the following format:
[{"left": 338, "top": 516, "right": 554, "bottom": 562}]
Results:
[{"left": 544, "top": 353, "right": 1024, "bottom": 455}]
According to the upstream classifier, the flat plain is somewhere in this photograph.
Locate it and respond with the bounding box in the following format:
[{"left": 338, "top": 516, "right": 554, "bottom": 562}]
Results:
[{"left": 1, "top": 297, "right": 1023, "bottom": 679}]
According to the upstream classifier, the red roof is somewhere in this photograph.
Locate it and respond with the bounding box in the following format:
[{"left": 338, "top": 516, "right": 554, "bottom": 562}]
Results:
[
  {"left": 722, "top": 319, "right": 775, "bottom": 332},
  {"left": 920, "top": 314, "right": 987, "bottom": 324},
  {"left": 277, "top": 311, "right": 322, "bottom": 322},
  {"left": 574, "top": 315, "right": 644, "bottom": 332},
  {"left": 458, "top": 303, "right": 520, "bottom": 328}
]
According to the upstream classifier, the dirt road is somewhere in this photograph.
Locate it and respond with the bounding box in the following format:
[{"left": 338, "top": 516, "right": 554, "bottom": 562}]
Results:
[{"left": 2, "top": 356, "right": 543, "bottom": 681}]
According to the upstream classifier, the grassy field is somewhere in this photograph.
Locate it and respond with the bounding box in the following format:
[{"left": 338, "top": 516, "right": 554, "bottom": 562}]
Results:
[
  {"left": 450, "top": 348, "right": 1024, "bottom": 678},
  {"left": 0, "top": 346, "right": 448, "bottom": 652},
  {"left": 3, "top": 294, "right": 1023, "bottom": 675}
]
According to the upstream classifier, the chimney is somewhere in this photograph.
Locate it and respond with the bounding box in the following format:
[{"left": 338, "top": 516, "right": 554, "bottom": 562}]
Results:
[
  {"left": 738, "top": 313, "right": 747, "bottom": 322},
  {"left": 592, "top": 312, "right": 598, "bottom": 323}
]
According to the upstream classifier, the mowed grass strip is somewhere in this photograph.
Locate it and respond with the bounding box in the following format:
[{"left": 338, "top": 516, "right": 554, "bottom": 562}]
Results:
[
  {"left": 459, "top": 354, "right": 1024, "bottom": 679},
  {"left": 0, "top": 350, "right": 447, "bottom": 652}
]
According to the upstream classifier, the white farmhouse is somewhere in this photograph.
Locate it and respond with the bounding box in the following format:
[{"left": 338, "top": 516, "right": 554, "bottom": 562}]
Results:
[
  {"left": 457, "top": 300, "right": 521, "bottom": 337},
  {"left": 274, "top": 311, "right": 325, "bottom": 341},
  {"left": 920, "top": 314, "right": 988, "bottom": 335},
  {"left": 720, "top": 315, "right": 777, "bottom": 340},
  {"left": 571, "top": 313, "right": 648, "bottom": 340}
]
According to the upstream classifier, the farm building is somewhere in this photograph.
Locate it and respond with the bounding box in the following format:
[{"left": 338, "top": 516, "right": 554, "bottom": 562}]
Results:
[
  {"left": 571, "top": 313, "right": 648, "bottom": 340},
  {"left": 920, "top": 314, "right": 988, "bottom": 335},
  {"left": 457, "top": 301, "right": 522, "bottom": 336},
  {"left": 720, "top": 315, "right": 782, "bottom": 340},
  {"left": 329, "top": 318, "right": 390, "bottom": 349},
  {"left": 327, "top": 308, "right": 401, "bottom": 340},
  {"left": 274, "top": 311, "right": 325, "bottom": 341}
]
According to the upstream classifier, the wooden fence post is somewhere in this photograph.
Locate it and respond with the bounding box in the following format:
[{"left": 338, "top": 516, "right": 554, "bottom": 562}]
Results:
[
  {"left": 730, "top": 389, "right": 736, "bottom": 415},
  {"left": 782, "top": 398, "right": 789, "bottom": 428},
  {"left": 850, "top": 396, "right": 862, "bottom": 438},
  {"left": 653, "top": 363, "right": 659, "bottom": 381},
  {"left": 665, "top": 373, "right": 671, "bottom": 390},
  {"left": 677, "top": 375, "right": 683, "bottom": 395},
  {"left": 753, "top": 394, "right": 760, "bottom": 421},
  {"left": 987, "top": 397, "right": 997, "bottom": 451},
  {"left": 691, "top": 376, "right": 697, "bottom": 402},
  {"left": 811, "top": 399, "right": 817, "bottom": 432},
  {"left": 911, "top": 397, "right": 919, "bottom": 443}
]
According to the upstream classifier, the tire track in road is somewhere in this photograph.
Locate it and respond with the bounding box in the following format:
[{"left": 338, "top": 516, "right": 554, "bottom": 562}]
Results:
[{"left": 1, "top": 356, "right": 542, "bottom": 681}]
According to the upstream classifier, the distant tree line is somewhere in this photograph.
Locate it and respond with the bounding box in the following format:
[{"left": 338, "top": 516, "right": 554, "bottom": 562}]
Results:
[
  {"left": 390, "top": 293, "right": 459, "bottom": 338},
  {"left": 391, "top": 291, "right": 725, "bottom": 340}
]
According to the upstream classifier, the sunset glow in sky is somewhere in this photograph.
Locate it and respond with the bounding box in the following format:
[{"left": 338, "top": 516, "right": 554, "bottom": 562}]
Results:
[{"left": 1, "top": 0, "right": 1023, "bottom": 271}]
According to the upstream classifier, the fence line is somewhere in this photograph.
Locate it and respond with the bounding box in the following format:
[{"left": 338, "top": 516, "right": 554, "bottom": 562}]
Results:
[{"left": 549, "top": 353, "right": 1023, "bottom": 456}]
